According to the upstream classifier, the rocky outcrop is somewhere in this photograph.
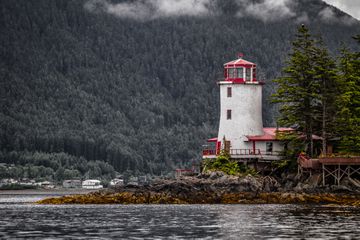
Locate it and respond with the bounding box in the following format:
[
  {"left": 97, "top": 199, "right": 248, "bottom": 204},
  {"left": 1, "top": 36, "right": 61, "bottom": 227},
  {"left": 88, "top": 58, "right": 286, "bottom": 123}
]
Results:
[{"left": 37, "top": 174, "right": 360, "bottom": 206}]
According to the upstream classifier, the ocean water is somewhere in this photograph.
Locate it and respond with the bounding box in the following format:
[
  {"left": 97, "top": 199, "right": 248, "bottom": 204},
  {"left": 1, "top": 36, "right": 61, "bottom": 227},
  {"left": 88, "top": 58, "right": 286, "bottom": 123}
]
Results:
[{"left": 0, "top": 193, "right": 359, "bottom": 239}]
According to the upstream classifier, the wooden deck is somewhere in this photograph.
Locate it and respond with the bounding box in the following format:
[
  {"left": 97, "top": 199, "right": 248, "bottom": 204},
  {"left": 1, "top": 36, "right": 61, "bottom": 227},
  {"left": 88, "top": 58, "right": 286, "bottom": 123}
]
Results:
[
  {"left": 298, "top": 155, "right": 360, "bottom": 186},
  {"left": 319, "top": 157, "right": 360, "bottom": 165}
]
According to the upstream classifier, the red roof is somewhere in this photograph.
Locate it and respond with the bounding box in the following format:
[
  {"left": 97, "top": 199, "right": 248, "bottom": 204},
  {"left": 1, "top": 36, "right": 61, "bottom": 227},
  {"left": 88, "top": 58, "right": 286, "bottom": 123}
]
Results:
[
  {"left": 224, "top": 58, "right": 256, "bottom": 67},
  {"left": 246, "top": 128, "right": 322, "bottom": 141},
  {"left": 246, "top": 128, "right": 293, "bottom": 141},
  {"left": 207, "top": 137, "right": 218, "bottom": 142}
]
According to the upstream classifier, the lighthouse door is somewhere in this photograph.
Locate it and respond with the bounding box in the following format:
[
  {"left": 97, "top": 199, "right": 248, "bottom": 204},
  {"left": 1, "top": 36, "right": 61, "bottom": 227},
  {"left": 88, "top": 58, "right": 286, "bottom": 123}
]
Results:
[{"left": 224, "top": 141, "right": 231, "bottom": 154}]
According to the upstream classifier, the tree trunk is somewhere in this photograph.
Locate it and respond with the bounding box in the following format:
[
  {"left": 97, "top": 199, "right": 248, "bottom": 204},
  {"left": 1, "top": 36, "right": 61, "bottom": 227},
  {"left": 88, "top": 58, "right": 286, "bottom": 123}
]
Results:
[{"left": 322, "top": 101, "right": 326, "bottom": 156}]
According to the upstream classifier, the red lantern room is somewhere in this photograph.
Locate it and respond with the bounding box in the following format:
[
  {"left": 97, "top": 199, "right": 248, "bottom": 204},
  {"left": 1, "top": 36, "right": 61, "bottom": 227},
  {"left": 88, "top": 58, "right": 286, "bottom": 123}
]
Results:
[{"left": 223, "top": 55, "right": 257, "bottom": 84}]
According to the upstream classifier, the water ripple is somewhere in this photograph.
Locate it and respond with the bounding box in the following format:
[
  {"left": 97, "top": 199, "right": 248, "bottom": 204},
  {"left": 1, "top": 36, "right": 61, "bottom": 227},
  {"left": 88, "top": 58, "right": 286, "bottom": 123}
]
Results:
[{"left": 0, "top": 194, "right": 359, "bottom": 239}]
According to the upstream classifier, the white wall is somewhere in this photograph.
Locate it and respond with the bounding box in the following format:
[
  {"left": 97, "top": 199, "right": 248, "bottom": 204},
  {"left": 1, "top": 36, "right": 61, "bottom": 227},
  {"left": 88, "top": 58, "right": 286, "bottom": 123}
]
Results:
[
  {"left": 217, "top": 82, "right": 263, "bottom": 150},
  {"left": 254, "top": 141, "right": 284, "bottom": 154}
]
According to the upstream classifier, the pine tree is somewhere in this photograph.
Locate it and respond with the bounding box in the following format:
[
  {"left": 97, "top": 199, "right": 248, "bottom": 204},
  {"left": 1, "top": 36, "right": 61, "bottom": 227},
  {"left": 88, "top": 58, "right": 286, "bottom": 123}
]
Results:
[
  {"left": 272, "top": 25, "right": 319, "bottom": 157},
  {"left": 336, "top": 36, "right": 360, "bottom": 154},
  {"left": 312, "top": 40, "right": 338, "bottom": 156}
]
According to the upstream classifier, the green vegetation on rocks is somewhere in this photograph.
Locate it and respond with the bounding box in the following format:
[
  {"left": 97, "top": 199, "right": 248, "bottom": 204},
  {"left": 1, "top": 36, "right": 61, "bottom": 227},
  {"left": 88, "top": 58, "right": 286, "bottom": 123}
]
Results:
[{"left": 203, "top": 151, "right": 257, "bottom": 176}]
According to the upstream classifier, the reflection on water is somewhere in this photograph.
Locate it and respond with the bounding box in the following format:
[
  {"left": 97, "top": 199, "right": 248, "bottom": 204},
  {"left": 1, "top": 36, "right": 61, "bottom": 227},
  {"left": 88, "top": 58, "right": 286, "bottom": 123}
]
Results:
[{"left": 0, "top": 194, "right": 359, "bottom": 239}]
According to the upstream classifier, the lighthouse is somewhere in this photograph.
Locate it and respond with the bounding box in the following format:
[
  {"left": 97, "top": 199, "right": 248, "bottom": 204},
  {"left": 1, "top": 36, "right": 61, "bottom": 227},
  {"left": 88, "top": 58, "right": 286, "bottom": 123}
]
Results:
[
  {"left": 217, "top": 56, "right": 263, "bottom": 152},
  {"left": 203, "top": 55, "right": 290, "bottom": 161}
]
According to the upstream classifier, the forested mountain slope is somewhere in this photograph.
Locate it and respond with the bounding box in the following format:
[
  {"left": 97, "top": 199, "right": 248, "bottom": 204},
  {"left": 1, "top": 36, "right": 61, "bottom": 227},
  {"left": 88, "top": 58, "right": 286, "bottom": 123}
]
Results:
[{"left": 0, "top": 0, "right": 359, "bottom": 177}]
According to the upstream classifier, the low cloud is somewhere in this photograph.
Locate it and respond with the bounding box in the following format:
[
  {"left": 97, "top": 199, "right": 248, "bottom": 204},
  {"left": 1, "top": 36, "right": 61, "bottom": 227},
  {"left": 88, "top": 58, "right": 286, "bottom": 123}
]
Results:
[
  {"left": 295, "top": 12, "right": 310, "bottom": 24},
  {"left": 84, "top": 0, "right": 212, "bottom": 20},
  {"left": 238, "top": 0, "right": 296, "bottom": 22},
  {"left": 84, "top": 0, "right": 296, "bottom": 21},
  {"left": 318, "top": 7, "right": 356, "bottom": 25},
  {"left": 323, "top": 0, "right": 360, "bottom": 20},
  {"left": 84, "top": 0, "right": 357, "bottom": 24}
]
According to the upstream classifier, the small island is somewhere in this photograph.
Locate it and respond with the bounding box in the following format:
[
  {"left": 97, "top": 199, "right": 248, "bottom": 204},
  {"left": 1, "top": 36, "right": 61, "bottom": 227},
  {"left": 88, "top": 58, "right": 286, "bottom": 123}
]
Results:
[{"left": 36, "top": 172, "right": 360, "bottom": 205}]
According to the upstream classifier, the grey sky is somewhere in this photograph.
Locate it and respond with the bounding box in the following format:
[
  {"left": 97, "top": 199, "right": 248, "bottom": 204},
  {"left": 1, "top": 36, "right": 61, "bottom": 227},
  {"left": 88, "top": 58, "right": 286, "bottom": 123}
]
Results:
[{"left": 323, "top": 0, "right": 360, "bottom": 20}]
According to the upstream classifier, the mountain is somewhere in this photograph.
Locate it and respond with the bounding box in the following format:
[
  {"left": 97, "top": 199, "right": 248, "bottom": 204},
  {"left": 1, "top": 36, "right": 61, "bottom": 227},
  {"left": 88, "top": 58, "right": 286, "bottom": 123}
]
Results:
[{"left": 0, "top": 0, "right": 359, "bottom": 178}]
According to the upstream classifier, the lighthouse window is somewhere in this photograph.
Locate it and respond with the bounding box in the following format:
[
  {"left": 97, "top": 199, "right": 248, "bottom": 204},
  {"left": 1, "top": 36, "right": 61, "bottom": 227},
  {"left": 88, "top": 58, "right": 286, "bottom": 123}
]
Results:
[
  {"left": 236, "top": 68, "right": 243, "bottom": 78},
  {"left": 227, "top": 109, "right": 232, "bottom": 120},
  {"left": 245, "top": 68, "right": 251, "bottom": 81},
  {"left": 227, "top": 87, "right": 232, "bottom": 97},
  {"left": 228, "top": 68, "right": 235, "bottom": 78}
]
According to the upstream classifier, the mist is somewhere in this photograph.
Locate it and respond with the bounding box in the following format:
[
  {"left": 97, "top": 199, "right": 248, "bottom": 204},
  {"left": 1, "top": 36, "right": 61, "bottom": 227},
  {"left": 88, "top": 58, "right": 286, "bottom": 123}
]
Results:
[{"left": 84, "top": 0, "right": 357, "bottom": 24}]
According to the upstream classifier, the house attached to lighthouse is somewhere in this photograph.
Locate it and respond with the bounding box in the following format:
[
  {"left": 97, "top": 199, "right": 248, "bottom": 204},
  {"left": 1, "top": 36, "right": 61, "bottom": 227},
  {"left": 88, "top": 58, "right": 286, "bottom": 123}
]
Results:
[{"left": 203, "top": 56, "right": 291, "bottom": 162}]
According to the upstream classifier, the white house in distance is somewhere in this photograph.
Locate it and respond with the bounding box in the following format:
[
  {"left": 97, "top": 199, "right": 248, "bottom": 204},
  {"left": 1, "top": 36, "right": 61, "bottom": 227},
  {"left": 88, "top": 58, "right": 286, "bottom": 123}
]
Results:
[{"left": 202, "top": 55, "right": 291, "bottom": 162}]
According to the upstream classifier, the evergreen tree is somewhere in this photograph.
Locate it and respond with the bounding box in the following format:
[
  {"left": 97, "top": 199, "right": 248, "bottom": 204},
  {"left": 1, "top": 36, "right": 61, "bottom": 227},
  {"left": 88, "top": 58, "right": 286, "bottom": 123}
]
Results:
[
  {"left": 312, "top": 40, "right": 339, "bottom": 156},
  {"left": 336, "top": 36, "right": 360, "bottom": 154},
  {"left": 272, "top": 25, "right": 319, "bottom": 157}
]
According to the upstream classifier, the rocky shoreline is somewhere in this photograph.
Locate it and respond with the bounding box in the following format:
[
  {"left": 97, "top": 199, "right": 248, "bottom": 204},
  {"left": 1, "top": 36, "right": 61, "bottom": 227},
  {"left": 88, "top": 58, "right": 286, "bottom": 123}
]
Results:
[{"left": 37, "top": 173, "right": 360, "bottom": 206}]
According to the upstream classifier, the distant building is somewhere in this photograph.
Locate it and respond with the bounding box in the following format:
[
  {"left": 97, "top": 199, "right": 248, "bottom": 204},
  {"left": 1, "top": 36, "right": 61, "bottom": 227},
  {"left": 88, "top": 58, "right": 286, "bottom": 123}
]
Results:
[
  {"left": 63, "top": 179, "right": 82, "bottom": 188},
  {"left": 82, "top": 179, "right": 103, "bottom": 189},
  {"left": 36, "top": 181, "right": 55, "bottom": 189},
  {"left": 109, "top": 178, "right": 124, "bottom": 187},
  {"left": 127, "top": 177, "right": 139, "bottom": 186},
  {"left": 203, "top": 56, "right": 291, "bottom": 163}
]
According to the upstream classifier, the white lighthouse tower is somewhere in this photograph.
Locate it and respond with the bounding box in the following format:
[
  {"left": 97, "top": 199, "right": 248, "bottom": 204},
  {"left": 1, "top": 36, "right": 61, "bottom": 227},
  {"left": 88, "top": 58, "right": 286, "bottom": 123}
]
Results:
[
  {"left": 217, "top": 56, "right": 263, "bottom": 152},
  {"left": 202, "top": 55, "right": 289, "bottom": 161}
]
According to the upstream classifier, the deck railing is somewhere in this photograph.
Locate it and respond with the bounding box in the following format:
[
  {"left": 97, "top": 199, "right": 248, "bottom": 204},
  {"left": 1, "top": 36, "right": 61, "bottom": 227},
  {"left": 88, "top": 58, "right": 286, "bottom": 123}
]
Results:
[
  {"left": 230, "top": 149, "right": 282, "bottom": 156},
  {"left": 202, "top": 149, "right": 216, "bottom": 156},
  {"left": 259, "top": 151, "right": 283, "bottom": 156},
  {"left": 297, "top": 154, "right": 321, "bottom": 169},
  {"left": 230, "top": 149, "right": 261, "bottom": 155},
  {"left": 203, "top": 149, "right": 283, "bottom": 157}
]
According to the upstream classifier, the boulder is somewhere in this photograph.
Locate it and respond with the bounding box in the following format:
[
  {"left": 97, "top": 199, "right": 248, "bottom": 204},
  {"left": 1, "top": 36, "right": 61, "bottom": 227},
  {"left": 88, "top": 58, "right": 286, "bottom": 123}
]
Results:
[
  {"left": 286, "top": 173, "right": 297, "bottom": 181},
  {"left": 293, "top": 182, "right": 304, "bottom": 193},
  {"left": 209, "top": 171, "right": 224, "bottom": 180},
  {"left": 238, "top": 175, "right": 262, "bottom": 192},
  {"left": 331, "top": 185, "right": 353, "bottom": 193},
  {"left": 284, "top": 181, "right": 294, "bottom": 191},
  {"left": 305, "top": 173, "right": 322, "bottom": 188},
  {"left": 262, "top": 176, "right": 281, "bottom": 192}
]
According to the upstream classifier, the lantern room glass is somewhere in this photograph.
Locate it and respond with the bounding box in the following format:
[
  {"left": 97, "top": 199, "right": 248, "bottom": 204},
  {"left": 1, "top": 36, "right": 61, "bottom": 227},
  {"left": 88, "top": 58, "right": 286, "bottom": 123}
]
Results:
[
  {"left": 236, "top": 68, "right": 243, "bottom": 78},
  {"left": 245, "top": 68, "right": 251, "bottom": 81},
  {"left": 228, "top": 68, "right": 235, "bottom": 78}
]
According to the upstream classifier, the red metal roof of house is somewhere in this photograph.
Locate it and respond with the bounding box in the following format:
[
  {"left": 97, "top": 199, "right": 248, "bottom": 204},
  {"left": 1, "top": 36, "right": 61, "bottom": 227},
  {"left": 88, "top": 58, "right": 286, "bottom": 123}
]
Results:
[
  {"left": 207, "top": 137, "right": 218, "bottom": 142},
  {"left": 246, "top": 128, "right": 293, "bottom": 141},
  {"left": 224, "top": 58, "right": 255, "bottom": 67},
  {"left": 246, "top": 128, "right": 322, "bottom": 141}
]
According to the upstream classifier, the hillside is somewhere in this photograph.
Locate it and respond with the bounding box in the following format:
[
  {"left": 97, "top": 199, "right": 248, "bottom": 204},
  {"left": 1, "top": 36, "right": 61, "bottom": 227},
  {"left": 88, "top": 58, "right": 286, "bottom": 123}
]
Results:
[{"left": 0, "top": 0, "right": 359, "bottom": 178}]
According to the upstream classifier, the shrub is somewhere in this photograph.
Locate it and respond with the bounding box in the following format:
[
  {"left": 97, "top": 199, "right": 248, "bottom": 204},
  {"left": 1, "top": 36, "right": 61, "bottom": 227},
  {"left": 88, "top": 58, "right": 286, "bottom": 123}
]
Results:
[{"left": 203, "top": 151, "right": 257, "bottom": 176}]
